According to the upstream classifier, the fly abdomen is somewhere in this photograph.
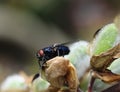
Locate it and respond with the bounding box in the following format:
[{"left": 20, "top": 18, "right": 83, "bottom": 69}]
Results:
[{"left": 56, "top": 45, "right": 70, "bottom": 56}]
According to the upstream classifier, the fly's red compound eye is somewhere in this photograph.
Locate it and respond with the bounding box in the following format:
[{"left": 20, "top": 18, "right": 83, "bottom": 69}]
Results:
[{"left": 39, "top": 50, "right": 44, "bottom": 56}]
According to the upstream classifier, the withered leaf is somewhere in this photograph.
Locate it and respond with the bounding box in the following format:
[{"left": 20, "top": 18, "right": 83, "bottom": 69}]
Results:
[
  {"left": 91, "top": 70, "right": 120, "bottom": 83},
  {"left": 90, "top": 43, "right": 120, "bottom": 72}
]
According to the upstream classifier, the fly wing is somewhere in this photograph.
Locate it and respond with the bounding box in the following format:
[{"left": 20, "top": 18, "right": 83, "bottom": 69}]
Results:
[
  {"left": 59, "top": 39, "right": 80, "bottom": 46},
  {"left": 51, "top": 40, "right": 79, "bottom": 56}
]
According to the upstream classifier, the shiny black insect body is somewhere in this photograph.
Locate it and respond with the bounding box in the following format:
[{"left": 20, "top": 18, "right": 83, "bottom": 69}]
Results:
[
  {"left": 36, "top": 44, "right": 70, "bottom": 68},
  {"left": 32, "top": 44, "right": 70, "bottom": 82}
]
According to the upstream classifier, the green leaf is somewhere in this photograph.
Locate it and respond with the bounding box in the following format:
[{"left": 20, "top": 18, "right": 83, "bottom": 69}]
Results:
[
  {"left": 108, "top": 58, "right": 120, "bottom": 74},
  {"left": 65, "top": 41, "right": 90, "bottom": 79},
  {"left": 92, "top": 23, "right": 119, "bottom": 55}
]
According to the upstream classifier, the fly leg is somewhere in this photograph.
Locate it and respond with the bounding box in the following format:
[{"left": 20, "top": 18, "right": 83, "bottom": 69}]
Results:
[
  {"left": 41, "top": 57, "right": 47, "bottom": 68},
  {"left": 53, "top": 44, "right": 61, "bottom": 56},
  {"left": 57, "top": 49, "right": 60, "bottom": 56}
]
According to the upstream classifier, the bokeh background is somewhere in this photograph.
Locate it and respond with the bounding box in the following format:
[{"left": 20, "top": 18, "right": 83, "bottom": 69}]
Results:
[{"left": 0, "top": 0, "right": 120, "bottom": 83}]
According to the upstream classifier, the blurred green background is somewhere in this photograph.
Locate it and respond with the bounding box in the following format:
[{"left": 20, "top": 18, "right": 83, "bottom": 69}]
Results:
[{"left": 0, "top": 0, "right": 120, "bottom": 82}]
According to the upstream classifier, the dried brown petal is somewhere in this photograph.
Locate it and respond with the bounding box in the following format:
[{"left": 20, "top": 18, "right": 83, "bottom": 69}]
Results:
[{"left": 42, "top": 56, "right": 79, "bottom": 92}]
